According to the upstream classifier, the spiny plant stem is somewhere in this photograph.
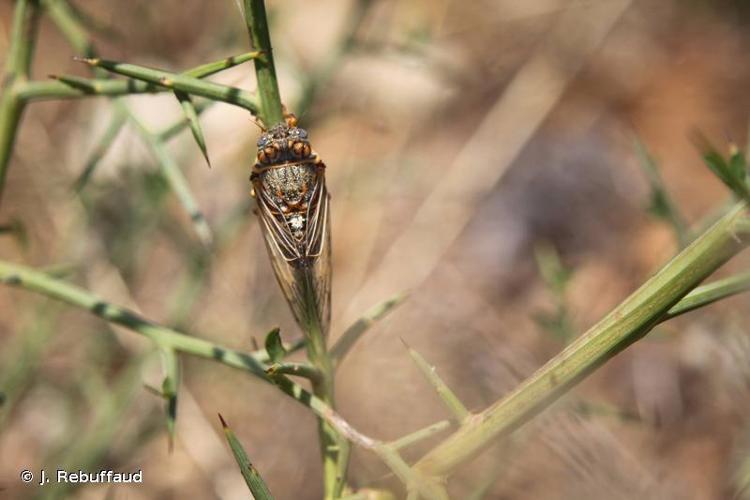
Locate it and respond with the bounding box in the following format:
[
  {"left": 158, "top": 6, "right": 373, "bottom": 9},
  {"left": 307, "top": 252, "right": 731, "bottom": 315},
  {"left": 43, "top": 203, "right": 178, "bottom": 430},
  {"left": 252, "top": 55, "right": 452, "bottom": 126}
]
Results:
[
  {"left": 1, "top": 246, "right": 749, "bottom": 499},
  {"left": 241, "top": 0, "right": 346, "bottom": 495},
  {"left": 242, "top": 0, "right": 284, "bottom": 126},
  {"left": 0, "top": 0, "right": 40, "bottom": 210},
  {"left": 0, "top": 259, "right": 267, "bottom": 376},
  {"left": 74, "top": 58, "right": 260, "bottom": 114},
  {"left": 18, "top": 50, "right": 261, "bottom": 103},
  {"left": 414, "top": 202, "right": 749, "bottom": 478},
  {"left": 0, "top": 259, "right": 326, "bottom": 414}
]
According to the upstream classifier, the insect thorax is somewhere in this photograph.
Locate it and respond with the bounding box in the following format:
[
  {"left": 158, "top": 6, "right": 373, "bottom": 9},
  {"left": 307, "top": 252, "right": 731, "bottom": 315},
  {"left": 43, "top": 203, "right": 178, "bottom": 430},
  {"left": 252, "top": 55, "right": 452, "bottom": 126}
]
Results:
[{"left": 258, "top": 163, "right": 317, "bottom": 241}]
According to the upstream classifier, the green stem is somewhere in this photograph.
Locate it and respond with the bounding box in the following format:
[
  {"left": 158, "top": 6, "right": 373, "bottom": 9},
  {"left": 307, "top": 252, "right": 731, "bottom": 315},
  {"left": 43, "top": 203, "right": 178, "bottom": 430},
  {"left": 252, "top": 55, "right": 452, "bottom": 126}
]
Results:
[
  {"left": 414, "top": 203, "right": 749, "bottom": 477},
  {"left": 389, "top": 420, "right": 452, "bottom": 451},
  {"left": 0, "top": 259, "right": 268, "bottom": 376},
  {"left": 183, "top": 51, "right": 263, "bottom": 79},
  {"left": 17, "top": 78, "right": 163, "bottom": 101},
  {"left": 0, "top": 259, "right": 329, "bottom": 422},
  {"left": 0, "top": 0, "right": 40, "bottom": 209},
  {"left": 41, "top": 0, "right": 93, "bottom": 57},
  {"left": 2, "top": 250, "right": 747, "bottom": 500},
  {"left": 661, "top": 270, "right": 750, "bottom": 320},
  {"left": 73, "top": 106, "right": 127, "bottom": 190},
  {"left": 241, "top": 0, "right": 345, "bottom": 495},
  {"left": 7, "top": 0, "right": 39, "bottom": 78},
  {"left": 0, "top": 91, "right": 26, "bottom": 210},
  {"left": 19, "top": 50, "right": 261, "bottom": 103},
  {"left": 242, "top": 0, "right": 284, "bottom": 126},
  {"left": 306, "top": 319, "right": 348, "bottom": 500},
  {"left": 331, "top": 291, "right": 408, "bottom": 369},
  {"left": 126, "top": 108, "right": 214, "bottom": 247},
  {"left": 405, "top": 341, "right": 470, "bottom": 423},
  {"left": 265, "top": 361, "right": 322, "bottom": 382},
  {"left": 74, "top": 57, "right": 260, "bottom": 114}
]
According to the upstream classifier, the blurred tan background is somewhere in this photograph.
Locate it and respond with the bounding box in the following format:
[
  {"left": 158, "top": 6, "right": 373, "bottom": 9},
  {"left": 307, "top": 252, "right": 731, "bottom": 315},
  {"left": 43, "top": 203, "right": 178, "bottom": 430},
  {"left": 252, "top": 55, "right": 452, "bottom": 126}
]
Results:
[{"left": 1, "top": 0, "right": 750, "bottom": 498}]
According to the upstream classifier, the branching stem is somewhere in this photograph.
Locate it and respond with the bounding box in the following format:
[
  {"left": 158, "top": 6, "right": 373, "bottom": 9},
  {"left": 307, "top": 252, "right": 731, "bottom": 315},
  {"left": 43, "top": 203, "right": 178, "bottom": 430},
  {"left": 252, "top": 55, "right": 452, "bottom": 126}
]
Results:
[{"left": 414, "top": 203, "right": 749, "bottom": 478}]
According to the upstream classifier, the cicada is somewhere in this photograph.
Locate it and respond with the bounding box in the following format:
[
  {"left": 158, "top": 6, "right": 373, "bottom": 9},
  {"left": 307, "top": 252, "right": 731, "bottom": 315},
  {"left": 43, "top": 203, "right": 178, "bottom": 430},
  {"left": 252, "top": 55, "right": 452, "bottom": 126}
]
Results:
[{"left": 250, "top": 115, "right": 331, "bottom": 336}]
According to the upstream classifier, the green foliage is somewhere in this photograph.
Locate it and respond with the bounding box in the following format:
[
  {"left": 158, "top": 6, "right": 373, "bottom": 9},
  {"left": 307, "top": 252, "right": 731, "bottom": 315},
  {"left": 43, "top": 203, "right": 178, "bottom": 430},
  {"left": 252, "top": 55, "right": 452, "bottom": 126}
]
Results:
[{"left": 264, "top": 328, "right": 286, "bottom": 363}]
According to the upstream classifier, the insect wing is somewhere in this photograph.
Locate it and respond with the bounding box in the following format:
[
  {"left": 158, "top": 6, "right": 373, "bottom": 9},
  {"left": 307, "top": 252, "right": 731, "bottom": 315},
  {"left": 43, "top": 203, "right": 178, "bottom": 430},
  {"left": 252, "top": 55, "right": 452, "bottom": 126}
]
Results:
[
  {"left": 306, "top": 177, "right": 331, "bottom": 333},
  {"left": 254, "top": 169, "right": 331, "bottom": 335}
]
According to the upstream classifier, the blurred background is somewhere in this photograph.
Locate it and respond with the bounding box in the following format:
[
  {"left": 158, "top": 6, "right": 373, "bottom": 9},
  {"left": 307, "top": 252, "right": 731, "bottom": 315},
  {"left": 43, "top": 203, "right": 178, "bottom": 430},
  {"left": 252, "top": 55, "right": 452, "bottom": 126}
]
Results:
[{"left": 1, "top": 0, "right": 750, "bottom": 498}]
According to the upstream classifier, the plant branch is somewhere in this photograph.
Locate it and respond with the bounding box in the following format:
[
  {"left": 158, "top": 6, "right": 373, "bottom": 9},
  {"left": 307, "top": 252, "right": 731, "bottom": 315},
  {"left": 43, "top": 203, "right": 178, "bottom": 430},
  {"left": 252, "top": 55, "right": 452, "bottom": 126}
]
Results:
[
  {"left": 17, "top": 50, "right": 261, "bottom": 103},
  {"left": 404, "top": 340, "right": 470, "bottom": 423},
  {"left": 242, "top": 0, "right": 283, "bottom": 126},
  {"left": 7, "top": 0, "right": 39, "bottom": 78},
  {"left": 389, "top": 420, "right": 452, "bottom": 451},
  {"left": 414, "top": 203, "right": 749, "bottom": 478},
  {"left": 0, "top": 0, "right": 40, "bottom": 209},
  {"left": 241, "top": 1, "right": 345, "bottom": 492},
  {"left": 6, "top": 248, "right": 742, "bottom": 500},
  {"left": 331, "top": 291, "right": 408, "bottom": 368},
  {"left": 0, "top": 259, "right": 270, "bottom": 376},
  {"left": 72, "top": 57, "right": 260, "bottom": 114},
  {"left": 265, "top": 362, "right": 322, "bottom": 382},
  {"left": 661, "top": 271, "right": 750, "bottom": 320},
  {"left": 126, "top": 108, "right": 214, "bottom": 247}
]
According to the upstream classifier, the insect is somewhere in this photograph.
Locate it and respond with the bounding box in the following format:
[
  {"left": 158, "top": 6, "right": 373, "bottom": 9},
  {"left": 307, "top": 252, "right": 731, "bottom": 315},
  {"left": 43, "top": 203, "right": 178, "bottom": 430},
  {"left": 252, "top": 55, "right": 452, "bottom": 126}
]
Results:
[{"left": 250, "top": 114, "right": 331, "bottom": 336}]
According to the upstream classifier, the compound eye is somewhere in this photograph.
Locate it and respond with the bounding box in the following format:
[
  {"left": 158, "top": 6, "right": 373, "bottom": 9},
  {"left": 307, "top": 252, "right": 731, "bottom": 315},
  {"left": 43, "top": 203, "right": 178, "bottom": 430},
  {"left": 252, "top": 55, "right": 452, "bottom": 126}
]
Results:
[
  {"left": 292, "top": 141, "right": 311, "bottom": 159},
  {"left": 264, "top": 144, "right": 280, "bottom": 162}
]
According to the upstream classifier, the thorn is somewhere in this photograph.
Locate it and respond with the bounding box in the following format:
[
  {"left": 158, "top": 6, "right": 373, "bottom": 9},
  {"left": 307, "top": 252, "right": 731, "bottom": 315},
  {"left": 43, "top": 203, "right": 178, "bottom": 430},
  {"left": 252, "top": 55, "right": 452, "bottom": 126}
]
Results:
[
  {"left": 73, "top": 56, "right": 99, "bottom": 65},
  {"left": 143, "top": 383, "right": 164, "bottom": 398},
  {"left": 218, "top": 413, "right": 229, "bottom": 429},
  {"left": 159, "top": 77, "right": 173, "bottom": 87}
]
